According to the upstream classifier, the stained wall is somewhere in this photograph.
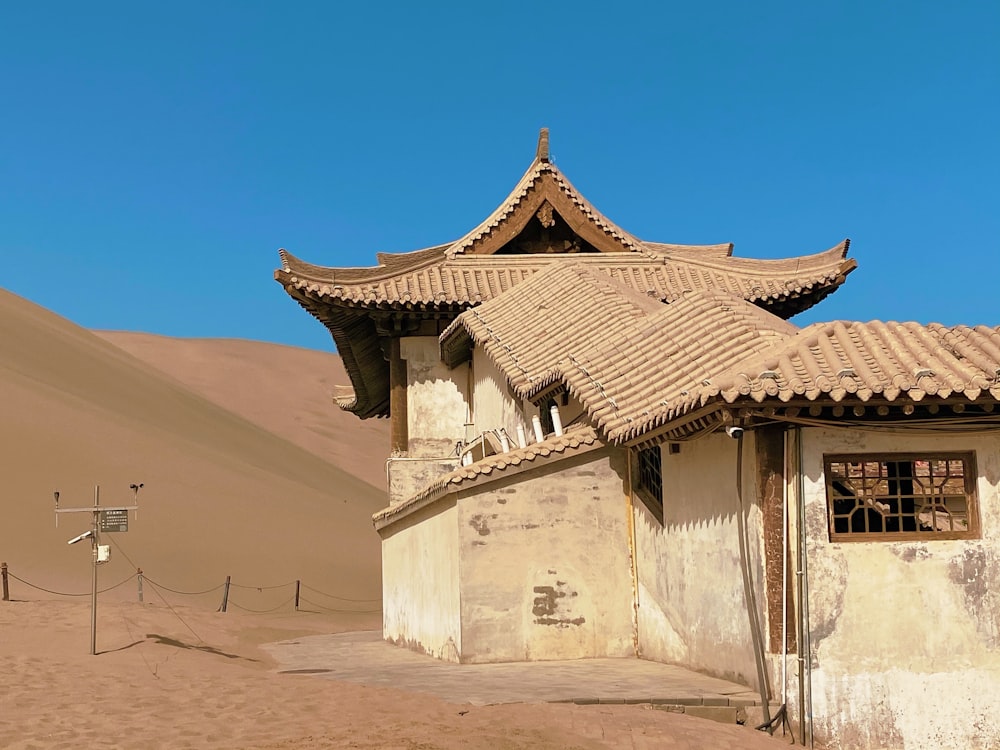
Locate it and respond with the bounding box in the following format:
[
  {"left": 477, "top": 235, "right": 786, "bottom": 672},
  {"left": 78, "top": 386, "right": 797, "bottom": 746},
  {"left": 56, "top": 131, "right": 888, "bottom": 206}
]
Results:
[
  {"left": 800, "top": 427, "right": 1000, "bottom": 750},
  {"left": 380, "top": 499, "right": 462, "bottom": 662},
  {"left": 633, "top": 433, "right": 766, "bottom": 689},
  {"left": 456, "top": 448, "right": 635, "bottom": 662}
]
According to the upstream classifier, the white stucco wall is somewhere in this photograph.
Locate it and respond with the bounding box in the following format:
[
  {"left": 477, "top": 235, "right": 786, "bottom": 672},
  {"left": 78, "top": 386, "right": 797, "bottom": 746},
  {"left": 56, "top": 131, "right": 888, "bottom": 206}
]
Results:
[
  {"left": 800, "top": 428, "right": 1000, "bottom": 750},
  {"left": 470, "top": 347, "right": 527, "bottom": 441},
  {"left": 380, "top": 500, "right": 462, "bottom": 662},
  {"left": 401, "top": 336, "right": 469, "bottom": 457},
  {"left": 457, "top": 449, "right": 635, "bottom": 663},
  {"left": 633, "top": 433, "right": 765, "bottom": 688}
]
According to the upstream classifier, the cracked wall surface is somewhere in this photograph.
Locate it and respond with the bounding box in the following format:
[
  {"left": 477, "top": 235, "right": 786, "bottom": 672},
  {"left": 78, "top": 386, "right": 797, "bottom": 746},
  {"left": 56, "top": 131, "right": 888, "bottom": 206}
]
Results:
[{"left": 801, "top": 428, "right": 1000, "bottom": 750}]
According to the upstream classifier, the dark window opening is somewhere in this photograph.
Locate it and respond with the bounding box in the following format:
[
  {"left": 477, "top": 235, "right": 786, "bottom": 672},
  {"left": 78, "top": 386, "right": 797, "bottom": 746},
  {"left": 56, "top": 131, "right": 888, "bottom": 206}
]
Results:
[
  {"left": 539, "top": 398, "right": 557, "bottom": 435},
  {"left": 634, "top": 447, "right": 663, "bottom": 524}
]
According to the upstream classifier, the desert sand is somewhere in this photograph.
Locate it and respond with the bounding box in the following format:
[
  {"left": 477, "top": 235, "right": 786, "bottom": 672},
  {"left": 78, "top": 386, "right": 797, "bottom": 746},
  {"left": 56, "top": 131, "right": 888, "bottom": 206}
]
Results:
[
  {"left": 0, "top": 288, "right": 384, "bottom": 603},
  {"left": 0, "top": 288, "right": 791, "bottom": 748},
  {"left": 0, "top": 599, "right": 795, "bottom": 750},
  {"left": 93, "top": 332, "right": 389, "bottom": 491}
]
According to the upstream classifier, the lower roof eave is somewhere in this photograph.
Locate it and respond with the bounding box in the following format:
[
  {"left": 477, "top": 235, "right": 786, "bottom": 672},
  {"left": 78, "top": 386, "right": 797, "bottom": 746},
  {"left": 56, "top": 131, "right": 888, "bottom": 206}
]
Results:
[{"left": 373, "top": 433, "right": 607, "bottom": 533}]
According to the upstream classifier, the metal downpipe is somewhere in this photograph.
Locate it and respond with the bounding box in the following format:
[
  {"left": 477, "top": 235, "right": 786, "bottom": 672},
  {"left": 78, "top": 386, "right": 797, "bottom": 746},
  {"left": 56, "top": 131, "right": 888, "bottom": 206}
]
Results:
[{"left": 734, "top": 434, "right": 772, "bottom": 727}]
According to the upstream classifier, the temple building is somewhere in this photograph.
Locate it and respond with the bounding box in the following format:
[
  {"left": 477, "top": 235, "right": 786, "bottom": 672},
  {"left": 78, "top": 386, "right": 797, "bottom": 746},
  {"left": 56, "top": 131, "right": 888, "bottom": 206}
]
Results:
[{"left": 276, "top": 130, "right": 1000, "bottom": 750}]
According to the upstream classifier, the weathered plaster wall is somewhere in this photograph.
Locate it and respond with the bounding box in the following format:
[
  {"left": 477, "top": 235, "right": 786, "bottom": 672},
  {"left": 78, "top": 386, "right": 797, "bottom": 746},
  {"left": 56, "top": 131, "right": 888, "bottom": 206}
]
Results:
[
  {"left": 380, "top": 500, "right": 462, "bottom": 662},
  {"left": 387, "top": 456, "right": 460, "bottom": 506},
  {"left": 471, "top": 348, "right": 527, "bottom": 441},
  {"left": 457, "top": 448, "right": 635, "bottom": 663},
  {"left": 401, "top": 336, "right": 468, "bottom": 457},
  {"left": 800, "top": 428, "right": 1000, "bottom": 750},
  {"left": 387, "top": 336, "right": 466, "bottom": 505},
  {"left": 633, "top": 434, "right": 764, "bottom": 688}
]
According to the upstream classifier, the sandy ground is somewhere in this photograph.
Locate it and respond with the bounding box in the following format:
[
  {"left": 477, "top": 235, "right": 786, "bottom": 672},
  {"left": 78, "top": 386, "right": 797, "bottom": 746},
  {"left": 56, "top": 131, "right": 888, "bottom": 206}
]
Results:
[{"left": 0, "top": 599, "right": 793, "bottom": 750}]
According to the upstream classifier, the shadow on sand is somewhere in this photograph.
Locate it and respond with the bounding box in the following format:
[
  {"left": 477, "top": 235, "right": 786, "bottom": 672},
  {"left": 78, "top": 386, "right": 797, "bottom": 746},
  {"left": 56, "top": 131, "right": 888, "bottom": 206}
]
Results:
[{"left": 146, "top": 633, "right": 259, "bottom": 662}]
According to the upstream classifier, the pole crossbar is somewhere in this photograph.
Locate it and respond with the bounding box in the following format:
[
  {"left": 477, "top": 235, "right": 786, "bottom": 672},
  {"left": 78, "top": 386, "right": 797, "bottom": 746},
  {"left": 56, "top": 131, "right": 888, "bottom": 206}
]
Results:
[{"left": 54, "top": 483, "right": 143, "bottom": 655}]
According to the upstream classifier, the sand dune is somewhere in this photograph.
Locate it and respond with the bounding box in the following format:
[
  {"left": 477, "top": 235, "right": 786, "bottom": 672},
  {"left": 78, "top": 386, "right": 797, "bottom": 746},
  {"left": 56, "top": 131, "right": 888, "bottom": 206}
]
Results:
[
  {"left": 0, "top": 288, "right": 384, "bottom": 606},
  {"left": 94, "top": 332, "right": 389, "bottom": 490}
]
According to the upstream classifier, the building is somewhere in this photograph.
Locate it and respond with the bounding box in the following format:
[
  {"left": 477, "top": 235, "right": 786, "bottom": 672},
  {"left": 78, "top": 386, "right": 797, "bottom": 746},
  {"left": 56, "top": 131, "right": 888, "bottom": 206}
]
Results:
[{"left": 275, "top": 131, "right": 999, "bottom": 749}]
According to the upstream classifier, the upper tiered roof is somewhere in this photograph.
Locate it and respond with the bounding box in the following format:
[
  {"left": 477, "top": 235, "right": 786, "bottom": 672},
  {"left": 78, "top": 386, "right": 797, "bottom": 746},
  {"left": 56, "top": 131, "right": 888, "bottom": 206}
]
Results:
[{"left": 275, "top": 129, "right": 857, "bottom": 419}]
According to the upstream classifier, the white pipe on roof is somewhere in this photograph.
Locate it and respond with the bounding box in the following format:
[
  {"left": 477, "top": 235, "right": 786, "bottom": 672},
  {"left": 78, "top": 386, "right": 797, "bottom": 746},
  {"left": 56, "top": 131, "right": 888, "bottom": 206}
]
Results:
[
  {"left": 531, "top": 414, "right": 544, "bottom": 443},
  {"left": 550, "top": 404, "right": 563, "bottom": 437}
]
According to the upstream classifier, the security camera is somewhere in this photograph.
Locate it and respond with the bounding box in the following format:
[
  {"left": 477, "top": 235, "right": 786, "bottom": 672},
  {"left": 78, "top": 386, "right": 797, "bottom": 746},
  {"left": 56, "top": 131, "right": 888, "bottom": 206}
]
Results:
[
  {"left": 67, "top": 530, "right": 94, "bottom": 545},
  {"left": 725, "top": 426, "right": 744, "bottom": 439}
]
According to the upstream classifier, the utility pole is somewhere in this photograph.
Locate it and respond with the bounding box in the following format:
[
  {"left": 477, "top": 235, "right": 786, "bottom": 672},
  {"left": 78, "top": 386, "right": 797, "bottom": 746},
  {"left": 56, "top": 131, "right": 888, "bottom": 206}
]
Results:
[{"left": 56, "top": 484, "right": 141, "bottom": 655}]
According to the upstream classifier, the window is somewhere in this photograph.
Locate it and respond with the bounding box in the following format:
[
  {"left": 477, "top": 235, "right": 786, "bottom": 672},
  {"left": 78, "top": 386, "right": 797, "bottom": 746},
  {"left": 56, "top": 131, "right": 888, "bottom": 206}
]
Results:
[
  {"left": 824, "top": 452, "right": 979, "bottom": 541},
  {"left": 539, "top": 398, "right": 557, "bottom": 436},
  {"left": 634, "top": 446, "right": 663, "bottom": 524}
]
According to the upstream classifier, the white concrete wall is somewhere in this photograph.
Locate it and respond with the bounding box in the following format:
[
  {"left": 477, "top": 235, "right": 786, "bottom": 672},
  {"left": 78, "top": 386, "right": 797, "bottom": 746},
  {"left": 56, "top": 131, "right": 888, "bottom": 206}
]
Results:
[
  {"left": 401, "top": 336, "right": 469, "bottom": 458},
  {"left": 380, "top": 500, "right": 462, "bottom": 662},
  {"left": 799, "top": 428, "right": 1000, "bottom": 750},
  {"left": 457, "top": 449, "right": 635, "bottom": 663},
  {"left": 633, "top": 433, "right": 764, "bottom": 688}
]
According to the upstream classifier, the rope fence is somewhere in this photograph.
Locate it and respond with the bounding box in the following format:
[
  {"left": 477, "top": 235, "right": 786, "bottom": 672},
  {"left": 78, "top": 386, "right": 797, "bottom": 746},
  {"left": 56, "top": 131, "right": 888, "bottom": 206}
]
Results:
[{"left": 0, "top": 561, "right": 381, "bottom": 616}]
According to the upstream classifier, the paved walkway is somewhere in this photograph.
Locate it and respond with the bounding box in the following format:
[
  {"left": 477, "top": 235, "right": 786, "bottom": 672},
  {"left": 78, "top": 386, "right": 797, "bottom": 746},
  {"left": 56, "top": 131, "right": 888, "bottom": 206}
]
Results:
[{"left": 262, "top": 630, "right": 761, "bottom": 710}]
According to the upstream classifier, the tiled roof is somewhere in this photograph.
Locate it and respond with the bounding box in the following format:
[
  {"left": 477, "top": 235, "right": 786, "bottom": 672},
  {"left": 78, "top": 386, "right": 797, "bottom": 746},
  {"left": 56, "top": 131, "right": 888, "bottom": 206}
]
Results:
[
  {"left": 274, "top": 130, "right": 856, "bottom": 420},
  {"left": 442, "top": 159, "right": 649, "bottom": 257},
  {"left": 705, "top": 321, "right": 1000, "bottom": 406},
  {"left": 443, "top": 267, "right": 1000, "bottom": 444},
  {"left": 372, "top": 426, "right": 602, "bottom": 529},
  {"left": 277, "top": 241, "right": 854, "bottom": 313},
  {"left": 442, "top": 268, "right": 797, "bottom": 442}
]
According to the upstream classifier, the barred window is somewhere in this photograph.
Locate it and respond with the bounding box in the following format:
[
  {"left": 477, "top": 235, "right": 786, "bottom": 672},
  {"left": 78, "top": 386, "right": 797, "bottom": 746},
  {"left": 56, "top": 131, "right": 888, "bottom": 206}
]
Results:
[
  {"left": 634, "top": 447, "right": 663, "bottom": 524},
  {"left": 824, "top": 453, "right": 979, "bottom": 542}
]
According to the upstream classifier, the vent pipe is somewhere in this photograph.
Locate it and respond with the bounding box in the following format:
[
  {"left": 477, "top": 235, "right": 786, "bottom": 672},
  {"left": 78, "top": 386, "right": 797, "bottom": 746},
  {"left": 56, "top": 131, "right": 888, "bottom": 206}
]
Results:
[
  {"left": 531, "top": 414, "right": 544, "bottom": 443},
  {"left": 550, "top": 404, "right": 564, "bottom": 437},
  {"left": 516, "top": 424, "right": 528, "bottom": 449}
]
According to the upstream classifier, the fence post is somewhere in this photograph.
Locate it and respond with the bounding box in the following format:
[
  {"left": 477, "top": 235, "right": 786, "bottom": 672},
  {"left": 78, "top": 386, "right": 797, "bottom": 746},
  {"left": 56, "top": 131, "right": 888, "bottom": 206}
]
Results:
[
  {"left": 136, "top": 568, "right": 144, "bottom": 603},
  {"left": 1, "top": 562, "right": 8, "bottom": 601},
  {"left": 218, "top": 575, "right": 231, "bottom": 612},
  {"left": 295, "top": 580, "right": 300, "bottom": 611}
]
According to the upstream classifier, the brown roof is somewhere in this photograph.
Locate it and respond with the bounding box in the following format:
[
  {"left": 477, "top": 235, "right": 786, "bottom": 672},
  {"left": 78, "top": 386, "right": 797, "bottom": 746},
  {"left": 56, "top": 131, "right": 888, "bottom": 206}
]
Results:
[
  {"left": 443, "top": 267, "right": 1000, "bottom": 444},
  {"left": 373, "top": 426, "right": 602, "bottom": 530},
  {"left": 278, "top": 242, "right": 853, "bottom": 312},
  {"left": 275, "top": 129, "right": 856, "bottom": 419},
  {"left": 442, "top": 266, "right": 798, "bottom": 442},
  {"left": 706, "top": 320, "right": 1000, "bottom": 406}
]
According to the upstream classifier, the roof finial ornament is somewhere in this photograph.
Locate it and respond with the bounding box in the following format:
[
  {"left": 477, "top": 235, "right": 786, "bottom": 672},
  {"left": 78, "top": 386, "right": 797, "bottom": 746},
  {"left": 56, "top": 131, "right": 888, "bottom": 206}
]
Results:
[{"left": 536, "top": 127, "right": 550, "bottom": 162}]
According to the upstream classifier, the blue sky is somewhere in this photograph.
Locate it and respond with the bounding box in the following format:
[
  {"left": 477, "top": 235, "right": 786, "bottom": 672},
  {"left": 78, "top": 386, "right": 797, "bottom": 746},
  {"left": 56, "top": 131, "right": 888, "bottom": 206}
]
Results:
[{"left": 2, "top": 2, "right": 997, "bottom": 351}]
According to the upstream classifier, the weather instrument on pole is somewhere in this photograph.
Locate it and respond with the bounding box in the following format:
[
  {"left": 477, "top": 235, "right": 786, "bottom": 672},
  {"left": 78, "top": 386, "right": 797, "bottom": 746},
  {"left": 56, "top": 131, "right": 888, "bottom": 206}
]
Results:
[{"left": 54, "top": 484, "right": 144, "bottom": 655}]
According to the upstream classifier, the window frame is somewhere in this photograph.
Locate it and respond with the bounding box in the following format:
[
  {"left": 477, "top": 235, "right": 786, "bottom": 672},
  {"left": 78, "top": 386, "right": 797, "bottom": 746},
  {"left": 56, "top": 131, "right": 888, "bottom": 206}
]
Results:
[
  {"left": 633, "top": 446, "right": 664, "bottom": 525},
  {"left": 823, "top": 451, "right": 980, "bottom": 542}
]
